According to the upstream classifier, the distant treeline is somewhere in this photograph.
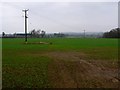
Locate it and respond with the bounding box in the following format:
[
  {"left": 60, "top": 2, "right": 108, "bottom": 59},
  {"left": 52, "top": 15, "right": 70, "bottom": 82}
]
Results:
[
  {"left": 2, "top": 28, "right": 120, "bottom": 38},
  {"left": 103, "top": 28, "right": 120, "bottom": 38}
]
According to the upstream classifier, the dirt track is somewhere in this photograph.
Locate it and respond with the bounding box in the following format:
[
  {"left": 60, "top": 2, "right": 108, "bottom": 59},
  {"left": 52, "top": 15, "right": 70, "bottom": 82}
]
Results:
[{"left": 45, "top": 51, "right": 119, "bottom": 88}]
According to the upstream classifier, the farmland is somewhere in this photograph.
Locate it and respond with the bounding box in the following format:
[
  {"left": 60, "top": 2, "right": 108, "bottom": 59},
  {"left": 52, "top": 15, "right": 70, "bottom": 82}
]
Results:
[{"left": 2, "top": 38, "right": 118, "bottom": 88}]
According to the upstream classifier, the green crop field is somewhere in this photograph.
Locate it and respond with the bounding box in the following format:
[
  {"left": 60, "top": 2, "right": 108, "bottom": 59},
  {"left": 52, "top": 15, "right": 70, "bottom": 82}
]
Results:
[{"left": 2, "top": 38, "right": 118, "bottom": 88}]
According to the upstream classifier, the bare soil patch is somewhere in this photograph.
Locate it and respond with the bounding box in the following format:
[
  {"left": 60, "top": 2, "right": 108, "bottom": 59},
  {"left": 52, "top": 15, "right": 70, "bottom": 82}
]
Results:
[
  {"left": 23, "top": 42, "right": 52, "bottom": 45},
  {"left": 45, "top": 51, "right": 119, "bottom": 88}
]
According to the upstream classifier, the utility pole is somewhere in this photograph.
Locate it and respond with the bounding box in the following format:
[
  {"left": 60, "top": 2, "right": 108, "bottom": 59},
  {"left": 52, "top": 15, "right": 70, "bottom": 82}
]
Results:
[
  {"left": 83, "top": 30, "right": 85, "bottom": 38},
  {"left": 22, "top": 9, "right": 29, "bottom": 42}
]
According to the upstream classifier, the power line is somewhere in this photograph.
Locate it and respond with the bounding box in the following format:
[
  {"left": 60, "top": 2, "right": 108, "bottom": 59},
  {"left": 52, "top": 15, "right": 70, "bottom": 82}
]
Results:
[
  {"left": 29, "top": 10, "right": 81, "bottom": 31},
  {"left": 3, "top": 3, "right": 83, "bottom": 32}
]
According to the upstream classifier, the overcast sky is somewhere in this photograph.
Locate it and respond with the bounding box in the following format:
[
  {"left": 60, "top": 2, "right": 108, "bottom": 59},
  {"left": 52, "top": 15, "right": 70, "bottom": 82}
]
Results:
[{"left": 1, "top": 0, "right": 119, "bottom": 34}]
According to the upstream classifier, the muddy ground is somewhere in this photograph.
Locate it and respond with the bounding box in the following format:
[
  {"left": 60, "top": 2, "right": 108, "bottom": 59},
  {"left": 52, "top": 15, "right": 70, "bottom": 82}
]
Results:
[{"left": 44, "top": 51, "right": 119, "bottom": 88}]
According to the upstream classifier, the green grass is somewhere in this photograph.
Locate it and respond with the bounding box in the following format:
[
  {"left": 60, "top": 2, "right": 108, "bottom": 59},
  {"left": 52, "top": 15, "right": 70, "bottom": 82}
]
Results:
[
  {"left": 3, "top": 56, "right": 51, "bottom": 88},
  {"left": 3, "top": 38, "right": 118, "bottom": 60},
  {"left": 2, "top": 38, "right": 118, "bottom": 88}
]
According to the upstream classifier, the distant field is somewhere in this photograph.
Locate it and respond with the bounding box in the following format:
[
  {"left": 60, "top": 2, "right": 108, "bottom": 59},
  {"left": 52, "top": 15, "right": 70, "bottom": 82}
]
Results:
[{"left": 2, "top": 38, "right": 118, "bottom": 88}]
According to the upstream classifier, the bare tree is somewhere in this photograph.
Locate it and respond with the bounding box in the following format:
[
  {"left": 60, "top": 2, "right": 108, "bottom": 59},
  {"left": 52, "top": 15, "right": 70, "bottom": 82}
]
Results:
[
  {"left": 2, "top": 32, "right": 5, "bottom": 37},
  {"left": 31, "top": 29, "right": 36, "bottom": 35},
  {"left": 30, "top": 29, "right": 46, "bottom": 38},
  {"left": 41, "top": 30, "right": 46, "bottom": 38}
]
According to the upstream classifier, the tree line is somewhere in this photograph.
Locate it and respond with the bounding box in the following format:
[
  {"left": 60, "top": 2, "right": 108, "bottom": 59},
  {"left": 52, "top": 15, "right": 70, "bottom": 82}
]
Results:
[
  {"left": 30, "top": 29, "right": 46, "bottom": 38},
  {"left": 2, "top": 28, "right": 120, "bottom": 38},
  {"left": 103, "top": 28, "right": 120, "bottom": 38}
]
